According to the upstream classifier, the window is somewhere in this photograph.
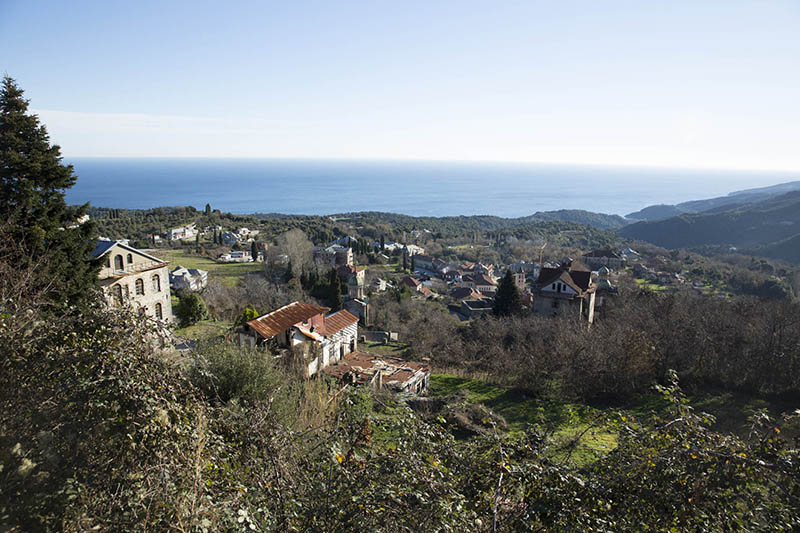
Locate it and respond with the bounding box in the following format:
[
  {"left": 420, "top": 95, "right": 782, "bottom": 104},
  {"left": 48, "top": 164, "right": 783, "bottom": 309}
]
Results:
[
  {"left": 105, "top": 257, "right": 111, "bottom": 268},
  {"left": 113, "top": 284, "right": 123, "bottom": 305},
  {"left": 127, "top": 253, "right": 133, "bottom": 264},
  {"left": 152, "top": 274, "right": 161, "bottom": 292},
  {"left": 155, "top": 303, "right": 163, "bottom": 319},
  {"left": 114, "top": 254, "right": 123, "bottom": 270},
  {"left": 138, "top": 307, "right": 146, "bottom": 316},
  {"left": 135, "top": 278, "right": 145, "bottom": 295}
]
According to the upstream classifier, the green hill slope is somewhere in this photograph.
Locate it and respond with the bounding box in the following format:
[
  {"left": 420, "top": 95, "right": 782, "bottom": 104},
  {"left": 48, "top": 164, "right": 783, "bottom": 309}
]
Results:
[{"left": 619, "top": 191, "right": 800, "bottom": 252}]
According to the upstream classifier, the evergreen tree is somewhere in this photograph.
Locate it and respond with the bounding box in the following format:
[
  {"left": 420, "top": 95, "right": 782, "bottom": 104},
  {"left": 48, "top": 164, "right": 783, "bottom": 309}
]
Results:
[
  {"left": 251, "top": 240, "right": 258, "bottom": 260},
  {"left": 410, "top": 255, "right": 416, "bottom": 272},
  {"left": 493, "top": 269, "right": 524, "bottom": 317},
  {"left": 205, "top": 203, "right": 211, "bottom": 216},
  {"left": 285, "top": 260, "right": 295, "bottom": 283},
  {"left": 175, "top": 292, "right": 208, "bottom": 327},
  {"left": 328, "top": 268, "right": 342, "bottom": 311},
  {"left": 402, "top": 253, "right": 408, "bottom": 271},
  {"left": 0, "top": 76, "right": 100, "bottom": 306},
  {"left": 380, "top": 234, "right": 385, "bottom": 251}
]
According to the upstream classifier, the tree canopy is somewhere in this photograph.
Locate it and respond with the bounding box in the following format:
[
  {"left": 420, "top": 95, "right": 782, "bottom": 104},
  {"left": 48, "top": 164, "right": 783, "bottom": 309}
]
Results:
[
  {"left": 0, "top": 76, "right": 99, "bottom": 306},
  {"left": 493, "top": 269, "right": 524, "bottom": 316}
]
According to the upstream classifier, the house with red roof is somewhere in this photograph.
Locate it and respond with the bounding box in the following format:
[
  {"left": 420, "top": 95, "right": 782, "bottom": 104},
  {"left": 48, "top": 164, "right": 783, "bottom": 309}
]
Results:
[
  {"left": 461, "top": 272, "right": 496, "bottom": 295},
  {"left": 399, "top": 276, "right": 423, "bottom": 292},
  {"left": 239, "top": 301, "right": 359, "bottom": 377},
  {"left": 532, "top": 260, "right": 597, "bottom": 323}
]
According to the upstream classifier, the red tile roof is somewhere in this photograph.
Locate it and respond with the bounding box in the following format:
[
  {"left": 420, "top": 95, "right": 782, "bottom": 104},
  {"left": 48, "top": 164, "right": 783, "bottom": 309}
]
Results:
[
  {"left": 450, "top": 286, "right": 482, "bottom": 300},
  {"left": 400, "top": 276, "right": 421, "bottom": 288},
  {"left": 246, "top": 302, "right": 330, "bottom": 339}
]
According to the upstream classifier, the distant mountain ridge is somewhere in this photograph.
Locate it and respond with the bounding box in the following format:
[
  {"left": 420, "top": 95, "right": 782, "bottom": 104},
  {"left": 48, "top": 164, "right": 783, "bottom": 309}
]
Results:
[
  {"left": 329, "top": 209, "right": 628, "bottom": 231},
  {"left": 619, "top": 190, "right": 800, "bottom": 263},
  {"left": 626, "top": 180, "right": 800, "bottom": 221}
]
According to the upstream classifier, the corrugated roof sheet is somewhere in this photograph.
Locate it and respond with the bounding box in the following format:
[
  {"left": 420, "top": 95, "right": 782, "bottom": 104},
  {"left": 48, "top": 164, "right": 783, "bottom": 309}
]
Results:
[
  {"left": 320, "top": 309, "right": 358, "bottom": 336},
  {"left": 323, "top": 351, "right": 430, "bottom": 388},
  {"left": 246, "top": 302, "right": 330, "bottom": 339}
]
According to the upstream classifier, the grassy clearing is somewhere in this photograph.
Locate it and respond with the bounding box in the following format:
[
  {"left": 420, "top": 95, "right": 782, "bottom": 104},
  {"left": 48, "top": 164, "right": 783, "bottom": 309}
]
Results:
[
  {"left": 633, "top": 278, "right": 668, "bottom": 292},
  {"left": 366, "top": 262, "right": 406, "bottom": 277},
  {"left": 157, "top": 249, "right": 262, "bottom": 286},
  {"left": 428, "top": 374, "right": 618, "bottom": 464},
  {"left": 174, "top": 319, "right": 233, "bottom": 341},
  {"left": 362, "top": 341, "right": 410, "bottom": 357}
]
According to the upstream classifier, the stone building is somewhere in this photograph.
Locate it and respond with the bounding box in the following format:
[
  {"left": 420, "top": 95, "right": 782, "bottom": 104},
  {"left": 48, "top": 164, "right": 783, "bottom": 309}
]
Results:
[
  {"left": 91, "top": 239, "right": 173, "bottom": 322},
  {"left": 581, "top": 249, "right": 626, "bottom": 271}
]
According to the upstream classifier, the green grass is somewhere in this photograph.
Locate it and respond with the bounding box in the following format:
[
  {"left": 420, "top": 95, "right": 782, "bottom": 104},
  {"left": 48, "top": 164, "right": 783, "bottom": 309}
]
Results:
[
  {"left": 362, "top": 341, "right": 410, "bottom": 357},
  {"left": 174, "top": 319, "right": 232, "bottom": 341},
  {"left": 157, "top": 249, "right": 262, "bottom": 286},
  {"left": 633, "top": 278, "right": 668, "bottom": 292},
  {"left": 428, "top": 374, "right": 618, "bottom": 464}
]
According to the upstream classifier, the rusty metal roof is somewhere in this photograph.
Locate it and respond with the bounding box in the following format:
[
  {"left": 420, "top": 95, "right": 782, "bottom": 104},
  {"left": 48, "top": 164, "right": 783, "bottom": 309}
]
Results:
[
  {"left": 322, "top": 351, "right": 430, "bottom": 387},
  {"left": 246, "top": 302, "right": 329, "bottom": 339},
  {"left": 319, "top": 309, "right": 358, "bottom": 336}
]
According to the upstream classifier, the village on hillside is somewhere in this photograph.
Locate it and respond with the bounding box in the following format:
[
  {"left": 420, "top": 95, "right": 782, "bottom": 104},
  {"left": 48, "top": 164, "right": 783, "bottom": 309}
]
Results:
[{"left": 89, "top": 204, "right": 769, "bottom": 398}]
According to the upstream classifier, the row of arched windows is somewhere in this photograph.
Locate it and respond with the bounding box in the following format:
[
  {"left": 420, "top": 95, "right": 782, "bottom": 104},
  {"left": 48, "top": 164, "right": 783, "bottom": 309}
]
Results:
[
  {"left": 111, "top": 274, "right": 162, "bottom": 304},
  {"left": 110, "top": 291, "right": 165, "bottom": 320},
  {"left": 109, "top": 253, "right": 135, "bottom": 271}
]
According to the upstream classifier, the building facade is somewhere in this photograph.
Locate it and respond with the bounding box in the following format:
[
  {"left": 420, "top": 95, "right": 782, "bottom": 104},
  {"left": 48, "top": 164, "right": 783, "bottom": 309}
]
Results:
[
  {"left": 91, "top": 240, "right": 173, "bottom": 322},
  {"left": 239, "top": 302, "right": 359, "bottom": 377}
]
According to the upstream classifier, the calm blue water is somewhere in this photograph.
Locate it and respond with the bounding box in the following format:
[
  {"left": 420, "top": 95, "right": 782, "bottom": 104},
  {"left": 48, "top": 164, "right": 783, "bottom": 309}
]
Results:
[{"left": 64, "top": 158, "right": 799, "bottom": 218}]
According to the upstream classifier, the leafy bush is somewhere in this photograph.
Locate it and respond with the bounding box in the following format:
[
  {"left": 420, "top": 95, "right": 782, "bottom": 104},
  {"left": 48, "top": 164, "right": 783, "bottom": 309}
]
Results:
[{"left": 175, "top": 291, "right": 208, "bottom": 327}]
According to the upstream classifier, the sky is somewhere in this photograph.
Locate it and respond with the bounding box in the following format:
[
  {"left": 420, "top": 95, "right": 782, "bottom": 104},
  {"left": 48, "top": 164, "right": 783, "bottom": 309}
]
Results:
[{"left": 1, "top": 0, "right": 799, "bottom": 171}]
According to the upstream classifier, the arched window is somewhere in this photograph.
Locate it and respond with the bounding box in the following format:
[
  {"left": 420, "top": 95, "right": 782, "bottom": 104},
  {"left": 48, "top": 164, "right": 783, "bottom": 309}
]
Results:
[
  {"left": 127, "top": 253, "right": 133, "bottom": 264},
  {"left": 114, "top": 254, "right": 123, "bottom": 270},
  {"left": 152, "top": 274, "right": 161, "bottom": 292},
  {"left": 113, "top": 284, "right": 123, "bottom": 305},
  {"left": 155, "top": 303, "right": 163, "bottom": 319},
  {"left": 135, "top": 278, "right": 145, "bottom": 295}
]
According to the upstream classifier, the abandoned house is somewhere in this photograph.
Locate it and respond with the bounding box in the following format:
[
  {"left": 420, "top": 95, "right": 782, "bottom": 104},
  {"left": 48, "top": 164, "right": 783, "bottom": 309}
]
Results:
[{"left": 239, "top": 301, "right": 359, "bottom": 377}]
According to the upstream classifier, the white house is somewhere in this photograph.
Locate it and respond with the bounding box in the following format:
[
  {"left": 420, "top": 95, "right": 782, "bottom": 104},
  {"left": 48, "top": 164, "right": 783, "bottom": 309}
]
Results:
[
  {"left": 167, "top": 224, "right": 197, "bottom": 241},
  {"left": 169, "top": 265, "right": 208, "bottom": 291},
  {"left": 239, "top": 302, "right": 359, "bottom": 377}
]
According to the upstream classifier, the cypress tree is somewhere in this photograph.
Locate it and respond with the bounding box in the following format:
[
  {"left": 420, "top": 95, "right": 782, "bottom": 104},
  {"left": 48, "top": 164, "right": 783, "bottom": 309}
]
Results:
[
  {"left": 411, "top": 255, "right": 416, "bottom": 272},
  {"left": 0, "top": 76, "right": 100, "bottom": 306},
  {"left": 328, "top": 268, "right": 342, "bottom": 311},
  {"left": 493, "top": 269, "right": 524, "bottom": 317},
  {"left": 285, "top": 260, "right": 295, "bottom": 283},
  {"left": 380, "top": 235, "right": 385, "bottom": 251},
  {"left": 402, "top": 253, "right": 408, "bottom": 271}
]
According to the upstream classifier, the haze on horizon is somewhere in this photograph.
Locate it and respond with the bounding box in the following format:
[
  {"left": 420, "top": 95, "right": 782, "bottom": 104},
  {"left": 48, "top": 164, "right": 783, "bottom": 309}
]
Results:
[{"left": 2, "top": 1, "right": 799, "bottom": 172}]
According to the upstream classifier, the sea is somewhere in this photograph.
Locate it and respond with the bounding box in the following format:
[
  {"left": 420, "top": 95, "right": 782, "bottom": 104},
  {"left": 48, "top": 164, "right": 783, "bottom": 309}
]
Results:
[{"left": 63, "top": 158, "right": 800, "bottom": 218}]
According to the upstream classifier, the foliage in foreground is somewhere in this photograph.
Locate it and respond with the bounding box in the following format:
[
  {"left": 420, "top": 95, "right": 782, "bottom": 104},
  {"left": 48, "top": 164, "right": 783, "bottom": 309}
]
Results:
[{"left": 2, "top": 286, "right": 799, "bottom": 531}]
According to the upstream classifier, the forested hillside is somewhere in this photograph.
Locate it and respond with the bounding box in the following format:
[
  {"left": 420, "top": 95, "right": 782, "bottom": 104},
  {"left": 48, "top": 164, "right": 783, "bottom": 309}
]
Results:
[
  {"left": 626, "top": 180, "right": 800, "bottom": 221},
  {"left": 620, "top": 191, "right": 800, "bottom": 258}
]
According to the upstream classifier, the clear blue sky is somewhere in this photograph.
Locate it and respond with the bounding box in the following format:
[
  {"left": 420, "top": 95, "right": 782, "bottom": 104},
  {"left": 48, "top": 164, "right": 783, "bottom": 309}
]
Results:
[{"left": 2, "top": 0, "right": 799, "bottom": 170}]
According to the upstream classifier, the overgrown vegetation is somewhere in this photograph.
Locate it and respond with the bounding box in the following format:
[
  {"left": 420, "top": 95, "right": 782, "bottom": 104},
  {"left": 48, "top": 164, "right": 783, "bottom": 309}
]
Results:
[{"left": 3, "top": 75, "right": 800, "bottom": 531}]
